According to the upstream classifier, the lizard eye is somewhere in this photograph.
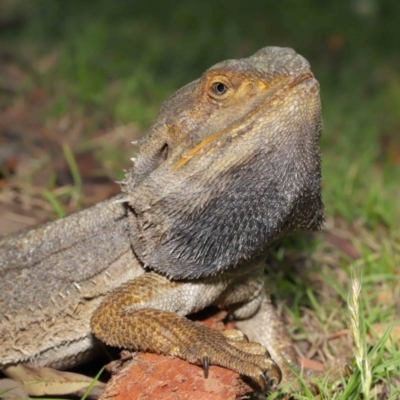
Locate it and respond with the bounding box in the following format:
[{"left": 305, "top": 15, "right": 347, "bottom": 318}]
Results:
[
  {"left": 212, "top": 82, "right": 228, "bottom": 95},
  {"left": 207, "top": 75, "right": 232, "bottom": 101}
]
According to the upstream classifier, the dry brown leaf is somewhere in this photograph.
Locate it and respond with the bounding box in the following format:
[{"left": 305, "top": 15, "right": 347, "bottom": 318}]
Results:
[
  {"left": 369, "top": 321, "right": 400, "bottom": 343},
  {"left": 0, "top": 378, "right": 32, "bottom": 399},
  {"left": 3, "top": 364, "right": 105, "bottom": 398},
  {"left": 376, "top": 289, "right": 395, "bottom": 307},
  {"left": 299, "top": 357, "right": 326, "bottom": 372}
]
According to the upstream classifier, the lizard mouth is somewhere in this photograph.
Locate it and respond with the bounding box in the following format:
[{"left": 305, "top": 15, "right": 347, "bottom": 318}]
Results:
[
  {"left": 275, "top": 71, "right": 317, "bottom": 101},
  {"left": 288, "top": 71, "right": 315, "bottom": 88}
]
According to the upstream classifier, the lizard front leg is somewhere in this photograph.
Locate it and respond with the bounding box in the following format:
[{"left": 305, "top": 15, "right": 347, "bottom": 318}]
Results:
[
  {"left": 215, "top": 263, "right": 300, "bottom": 386},
  {"left": 90, "top": 272, "right": 282, "bottom": 389},
  {"left": 235, "top": 295, "right": 300, "bottom": 385}
]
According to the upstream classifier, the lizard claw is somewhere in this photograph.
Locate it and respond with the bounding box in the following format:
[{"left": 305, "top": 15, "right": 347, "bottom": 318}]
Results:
[
  {"left": 269, "top": 358, "right": 283, "bottom": 385},
  {"left": 259, "top": 371, "right": 270, "bottom": 391},
  {"left": 258, "top": 358, "right": 282, "bottom": 390},
  {"left": 202, "top": 355, "right": 209, "bottom": 378}
]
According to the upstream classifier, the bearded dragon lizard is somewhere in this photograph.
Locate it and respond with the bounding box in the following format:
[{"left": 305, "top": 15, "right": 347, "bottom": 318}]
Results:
[{"left": 0, "top": 46, "right": 323, "bottom": 390}]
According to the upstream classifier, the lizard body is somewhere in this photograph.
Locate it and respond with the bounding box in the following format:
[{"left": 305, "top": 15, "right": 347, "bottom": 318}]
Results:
[
  {"left": 0, "top": 47, "right": 323, "bottom": 389},
  {"left": 0, "top": 196, "right": 142, "bottom": 369}
]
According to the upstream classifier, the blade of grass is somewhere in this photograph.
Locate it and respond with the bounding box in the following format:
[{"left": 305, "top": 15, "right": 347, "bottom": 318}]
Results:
[
  {"left": 345, "top": 267, "right": 371, "bottom": 399},
  {"left": 62, "top": 143, "right": 82, "bottom": 209},
  {"left": 41, "top": 190, "right": 66, "bottom": 217},
  {"left": 80, "top": 366, "right": 105, "bottom": 400}
]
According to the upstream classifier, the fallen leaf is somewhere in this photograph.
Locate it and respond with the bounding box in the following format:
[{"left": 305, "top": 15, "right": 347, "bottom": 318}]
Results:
[
  {"left": 3, "top": 364, "right": 105, "bottom": 398},
  {"left": 0, "top": 378, "right": 32, "bottom": 399},
  {"left": 323, "top": 232, "right": 361, "bottom": 259},
  {"left": 299, "top": 357, "right": 326, "bottom": 372},
  {"left": 369, "top": 321, "right": 400, "bottom": 343}
]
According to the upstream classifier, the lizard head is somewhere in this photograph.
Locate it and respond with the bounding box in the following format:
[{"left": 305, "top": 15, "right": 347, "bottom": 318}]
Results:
[{"left": 122, "top": 46, "right": 324, "bottom": 279}]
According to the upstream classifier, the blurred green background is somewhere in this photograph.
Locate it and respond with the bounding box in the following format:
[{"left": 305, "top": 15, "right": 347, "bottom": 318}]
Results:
[{"left": 1, "top": 0, "right": 399, "bottom": 226}]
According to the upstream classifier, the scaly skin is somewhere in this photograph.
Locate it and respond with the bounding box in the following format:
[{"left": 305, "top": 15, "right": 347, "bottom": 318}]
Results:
[
  {"left": 0, "top": 47, "right": 323, "bottom": 390},
  {"left": 0, "top": 196, "right": 142, "bottom": 369}
]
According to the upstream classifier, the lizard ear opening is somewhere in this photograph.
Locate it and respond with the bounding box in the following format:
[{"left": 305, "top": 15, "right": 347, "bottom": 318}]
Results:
[
  {"left": 137, "top": 141, "right": 169, "bottom": 177},
  {"left": 159, "top": 143, "right": 169, "bottom": 162},
  {"left": 122, "top": 141, "right": 170, "bottom": 196}
]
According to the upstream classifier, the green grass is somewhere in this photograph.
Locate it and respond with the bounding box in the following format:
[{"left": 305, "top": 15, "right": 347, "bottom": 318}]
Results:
[
  {"left": 6, "top": 0, "right": 399, "bottom": 225},
  {"left": 1, "top": 1, "right": 399, "bottom": 398},
  {"left": 268, "top": 235, "right": 400, "bottom": 398}
]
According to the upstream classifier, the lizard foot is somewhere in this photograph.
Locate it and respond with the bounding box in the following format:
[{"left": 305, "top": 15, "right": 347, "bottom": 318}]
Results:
[
  {"left": 194, "top": 324, "right": 282, "bottom": 389},
  {"left": 91, "top": 307, "right": 281, "bottom": 390}
]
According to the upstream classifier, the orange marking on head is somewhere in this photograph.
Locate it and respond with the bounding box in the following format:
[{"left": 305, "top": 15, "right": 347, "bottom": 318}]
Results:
[{"left": 174, "top": 130, "right": 227, "bottom": 170}]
